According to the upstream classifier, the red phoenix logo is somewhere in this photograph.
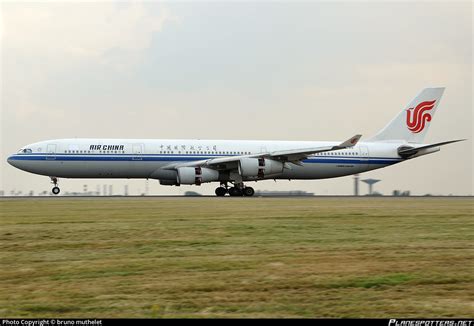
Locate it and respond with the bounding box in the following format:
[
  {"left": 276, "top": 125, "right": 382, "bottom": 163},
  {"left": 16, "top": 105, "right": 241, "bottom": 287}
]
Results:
[{"left": 406, "top": 100, "right": 436, "bottom": 133}]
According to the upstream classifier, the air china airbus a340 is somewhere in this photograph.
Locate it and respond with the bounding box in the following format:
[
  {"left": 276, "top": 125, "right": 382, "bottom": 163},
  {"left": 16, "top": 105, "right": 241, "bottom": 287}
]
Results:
[{"left": 7, "top": 88, "right": 464, "bottom": 196}]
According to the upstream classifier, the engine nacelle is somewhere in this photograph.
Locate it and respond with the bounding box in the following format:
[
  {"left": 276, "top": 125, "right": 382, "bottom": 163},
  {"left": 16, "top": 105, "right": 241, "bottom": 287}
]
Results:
[
  {"left": 177, "top": 167, "right": 219, "bottom": 185},
  {"left": 239, "top": 158, "right": 284, "bottom": 178},
  {"left": 159, "top": 179, "right": 179, "bottom": 186}
]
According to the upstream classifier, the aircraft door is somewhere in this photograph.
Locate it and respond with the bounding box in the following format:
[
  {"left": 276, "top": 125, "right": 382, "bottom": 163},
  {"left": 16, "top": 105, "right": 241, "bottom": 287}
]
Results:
[
  {"left": 358, "top": 145, "right": 369, "bottom": 171},
  {"left": 46, "top": 144, "right": 57, "bottom": 160},
  {"left": 132, "top": 144, "right": 143, "bottom": 161}
]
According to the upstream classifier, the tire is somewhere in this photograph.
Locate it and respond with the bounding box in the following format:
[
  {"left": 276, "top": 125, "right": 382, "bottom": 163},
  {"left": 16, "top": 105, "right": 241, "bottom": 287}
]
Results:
[
  {"left": 215, "top": 187, "right": 227, "bottom": 197},
  {"left": 243, "top": 187, "right": 255, "bottom": 197},
  {"left": 52, "top": 187, "right": 60, "bottom": 195},
  {"left": 228, "top": 187, "right": 243, "bottom": 197}
]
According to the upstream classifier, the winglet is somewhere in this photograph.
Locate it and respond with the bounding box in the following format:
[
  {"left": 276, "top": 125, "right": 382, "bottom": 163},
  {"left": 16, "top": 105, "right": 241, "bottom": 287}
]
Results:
[{"left": 338, "top": 134, "right": 362, "bottom": 148}]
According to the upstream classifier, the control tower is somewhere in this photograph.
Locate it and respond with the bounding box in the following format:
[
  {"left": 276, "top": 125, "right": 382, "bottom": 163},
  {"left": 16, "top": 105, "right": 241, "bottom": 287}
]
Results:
[{"left": 353, "top": 174, "right": 360, "bottom": 196}]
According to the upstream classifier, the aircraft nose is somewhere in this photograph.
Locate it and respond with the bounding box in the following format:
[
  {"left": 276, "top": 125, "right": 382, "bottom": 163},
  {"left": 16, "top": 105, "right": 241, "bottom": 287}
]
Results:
[{"left": 7, "top": 155, "right": 17, "bottom": 167}]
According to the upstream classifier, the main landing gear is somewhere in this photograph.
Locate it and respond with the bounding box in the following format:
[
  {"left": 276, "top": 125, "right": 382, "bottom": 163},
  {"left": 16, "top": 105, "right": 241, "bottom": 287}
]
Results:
[
  {"left": 50, "top": 177, "right": 60, "bottom": 195},
  {"left": 215, "top": 182, "right": 255, "bottom": 197}
]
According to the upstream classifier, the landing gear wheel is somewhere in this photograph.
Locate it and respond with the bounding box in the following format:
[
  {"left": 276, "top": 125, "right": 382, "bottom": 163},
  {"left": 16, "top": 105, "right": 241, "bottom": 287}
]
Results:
[
  {"left": 228, "top": 187, "right": 243, "bottom": 197},
  {"left": 243, "top": 187, "right": 255, "bottom": 197},
  {"left": 215, "top": 187, "right": 227, "bottom": 197},
  {"left": 50, "top": 177, "right": 60, "bottom": 195}
]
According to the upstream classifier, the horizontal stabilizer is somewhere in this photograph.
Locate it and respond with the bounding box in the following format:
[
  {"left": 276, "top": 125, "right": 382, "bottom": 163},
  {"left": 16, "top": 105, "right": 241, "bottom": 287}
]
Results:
[{"left": 398, "top": 139, "right": 465, "bottom": 158}]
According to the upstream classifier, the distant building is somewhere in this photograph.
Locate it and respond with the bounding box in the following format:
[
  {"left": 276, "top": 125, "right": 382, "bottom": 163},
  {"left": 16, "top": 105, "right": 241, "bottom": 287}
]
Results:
[
  {"left": 184, "top": 191, "right": 202, "bottom": 196},
  {"left": 255, "top": 190, "right": 314, "bottom": 197},
  {"left": 393, "top": 190, "right": 411, "bottom": 197}
]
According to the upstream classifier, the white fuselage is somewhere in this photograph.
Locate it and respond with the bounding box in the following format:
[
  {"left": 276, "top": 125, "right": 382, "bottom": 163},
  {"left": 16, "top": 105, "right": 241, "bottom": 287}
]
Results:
[{"left": 7, "top": 138, "right": 416, "bottom": 183}]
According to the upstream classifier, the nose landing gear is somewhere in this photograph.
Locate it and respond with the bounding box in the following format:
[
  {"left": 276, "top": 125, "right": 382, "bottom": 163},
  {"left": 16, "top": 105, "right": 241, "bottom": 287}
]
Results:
[{"left": 50, "top": 177, "right": 60, "bottom": 195}]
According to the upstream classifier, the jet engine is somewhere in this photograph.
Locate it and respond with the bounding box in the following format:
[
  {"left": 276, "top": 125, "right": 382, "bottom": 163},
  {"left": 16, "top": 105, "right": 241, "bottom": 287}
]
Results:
[
  {"left": 177, "top": 167, "right": 219, "bottom": 185},
  {"left": 159, "top": 179, "right": 179, "bottom": 186},
  {"left": 238, "top": 157, "right": 283, "bottom": 178}
]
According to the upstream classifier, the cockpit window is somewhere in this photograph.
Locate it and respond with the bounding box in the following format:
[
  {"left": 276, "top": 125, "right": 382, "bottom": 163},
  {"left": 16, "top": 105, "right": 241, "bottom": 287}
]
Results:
[{"left": 18, "top": 148, "right": 33, "bottom": 154}]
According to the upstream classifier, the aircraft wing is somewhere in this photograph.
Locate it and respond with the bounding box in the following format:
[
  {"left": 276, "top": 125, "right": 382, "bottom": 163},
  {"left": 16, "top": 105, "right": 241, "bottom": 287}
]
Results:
[
  {"left": 164, "top": 134, "right": 362, "bottom": 170},
  {"left": 266, "top": 134, "right": 362, "bottom": 163}
]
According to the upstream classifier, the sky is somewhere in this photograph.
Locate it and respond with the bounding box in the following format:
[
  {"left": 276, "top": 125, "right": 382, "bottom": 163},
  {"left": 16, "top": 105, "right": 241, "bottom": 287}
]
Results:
[{"left": 0, "top": 1, "right": 472, "bottom": 196}]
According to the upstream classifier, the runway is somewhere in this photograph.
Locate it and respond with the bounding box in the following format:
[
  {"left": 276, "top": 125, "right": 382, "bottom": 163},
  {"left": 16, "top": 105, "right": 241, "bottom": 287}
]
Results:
[{"left": 1, "top": 195, "right": 472, "bottom": 200}]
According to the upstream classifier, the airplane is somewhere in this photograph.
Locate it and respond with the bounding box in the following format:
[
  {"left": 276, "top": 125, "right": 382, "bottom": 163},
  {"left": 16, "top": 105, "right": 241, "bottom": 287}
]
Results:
[{"left": 7, "top": 87, "right": 464, "bottom": 197}]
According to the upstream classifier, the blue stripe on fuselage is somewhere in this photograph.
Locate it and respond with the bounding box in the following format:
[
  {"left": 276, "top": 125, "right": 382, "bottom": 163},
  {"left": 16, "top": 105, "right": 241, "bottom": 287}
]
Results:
[{"left": 8, "top": 154, "right": 402, "bottom": 165}]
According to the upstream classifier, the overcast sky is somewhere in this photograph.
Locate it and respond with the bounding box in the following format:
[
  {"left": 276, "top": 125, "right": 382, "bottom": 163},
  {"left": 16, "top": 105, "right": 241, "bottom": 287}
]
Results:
[{"left": 0, "top": 1, "right": 472, "bottom": 196}]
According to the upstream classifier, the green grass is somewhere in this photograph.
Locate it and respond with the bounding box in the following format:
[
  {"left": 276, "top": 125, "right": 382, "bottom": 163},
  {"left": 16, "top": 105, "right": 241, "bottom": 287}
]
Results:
[{"left": 0, "top": 197, "right": 472, "bottom": 318}]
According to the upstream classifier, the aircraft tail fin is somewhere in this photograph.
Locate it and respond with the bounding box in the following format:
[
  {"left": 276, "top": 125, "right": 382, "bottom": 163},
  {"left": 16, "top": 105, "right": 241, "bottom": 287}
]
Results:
[{"left": 370, "top": 87, "right": 445, "bottom": 143}]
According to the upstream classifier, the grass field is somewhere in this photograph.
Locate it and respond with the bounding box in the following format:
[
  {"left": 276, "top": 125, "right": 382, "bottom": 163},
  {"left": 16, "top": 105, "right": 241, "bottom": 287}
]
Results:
[{"left": 0, "top": 197, "right": 472, "bottom": 318}]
